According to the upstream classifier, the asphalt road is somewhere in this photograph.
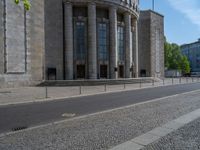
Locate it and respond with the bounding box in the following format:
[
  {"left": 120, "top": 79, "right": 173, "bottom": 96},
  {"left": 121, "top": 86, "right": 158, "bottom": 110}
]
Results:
[{"left": 0, "top": 83, "right": 200, "bottom": 134}]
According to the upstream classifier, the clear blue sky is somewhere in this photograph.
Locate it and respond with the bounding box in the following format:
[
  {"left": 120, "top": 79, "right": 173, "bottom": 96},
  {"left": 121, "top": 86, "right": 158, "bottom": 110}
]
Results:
[{"left": 140, "top": 0, "right": 200, "bottom": 45}]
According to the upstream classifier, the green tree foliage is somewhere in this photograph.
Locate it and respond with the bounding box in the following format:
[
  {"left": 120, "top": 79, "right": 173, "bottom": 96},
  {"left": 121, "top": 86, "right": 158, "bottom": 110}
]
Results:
[
  {"left": 164, "top": 38, "right": 190, "bottom": 74},
  {"left": 181, "top": 56, "right": 190, "bottom": 74},
  {"left": 14, "top": 0, "right": 30, "bottom": 11}
]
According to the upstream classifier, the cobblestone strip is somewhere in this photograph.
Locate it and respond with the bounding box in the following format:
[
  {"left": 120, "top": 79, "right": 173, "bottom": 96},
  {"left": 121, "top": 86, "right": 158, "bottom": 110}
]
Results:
[{"left": 110, "top": 109, "right": 200, "bottom": 150}]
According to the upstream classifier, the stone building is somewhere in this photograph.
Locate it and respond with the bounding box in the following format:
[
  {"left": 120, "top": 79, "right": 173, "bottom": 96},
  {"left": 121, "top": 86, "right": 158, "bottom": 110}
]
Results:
[
  {"left": 45, "top": 0, "right": 140, "bottom": 80},
  {"left": 0, "top": 0, "right": 164, "bottom": 87},
  {"left": 138, "top": 10, "right": 164, "bottom": 78}
]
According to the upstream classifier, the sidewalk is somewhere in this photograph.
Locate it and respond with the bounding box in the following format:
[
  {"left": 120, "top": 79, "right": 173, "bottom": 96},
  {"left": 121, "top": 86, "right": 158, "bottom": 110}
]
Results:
[{"left": 0, "top": 78, "right": 198, "bottom": 105}]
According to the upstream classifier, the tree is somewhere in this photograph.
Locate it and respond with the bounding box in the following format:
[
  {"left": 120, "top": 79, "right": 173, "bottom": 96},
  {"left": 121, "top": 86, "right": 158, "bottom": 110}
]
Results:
[
  {"left": 14, "top": 0, "right": 30, "bottom": 11},
  {"left": 164, "top": 38, "right": 191, "bottom": 74},
  {"left": 180, "top": 56, "right": 190, "bottom": 74}
]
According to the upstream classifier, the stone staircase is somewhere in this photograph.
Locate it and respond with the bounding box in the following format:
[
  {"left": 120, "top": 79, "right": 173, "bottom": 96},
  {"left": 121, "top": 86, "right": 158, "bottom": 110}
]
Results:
[{"left": 38, "top": 77, "right": 160, "bottom": 86}]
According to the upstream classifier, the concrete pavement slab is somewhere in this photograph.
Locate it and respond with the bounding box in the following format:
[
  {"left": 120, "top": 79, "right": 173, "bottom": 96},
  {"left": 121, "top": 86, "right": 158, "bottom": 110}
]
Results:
[
  {"left": 148, "top": 127, "right": 174, "bottom": 137},
  {"left": 131, "top": 133, "right": 160, "bottom": 146},
  {"left": 162, "top": 120, "right": 184, "bottom": 130},
  {"left": 110, "top": 141, "right": 144, "bottom": 150}
]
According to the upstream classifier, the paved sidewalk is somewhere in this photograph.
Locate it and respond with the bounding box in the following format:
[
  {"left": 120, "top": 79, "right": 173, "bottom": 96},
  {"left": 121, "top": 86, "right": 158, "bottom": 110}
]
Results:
[
  {"left": 0, "top": 78, "right": 198, "bottom": 105},
  {"left": 0, "top": 89, "right": 200, "bottom": 150}
]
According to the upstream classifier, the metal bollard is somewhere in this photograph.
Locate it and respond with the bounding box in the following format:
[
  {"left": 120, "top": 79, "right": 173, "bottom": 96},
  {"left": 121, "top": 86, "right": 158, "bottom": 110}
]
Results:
[
  {"left": 79, "top": 86, "right": 82, "bottom": 95},
  {"left": 152, "top": 79, "right": 154, "bottom": 86},
  {"left": 187, "top": 77, "right": 188, "bottom": 83},
  {"left": 45, "top": 87, "right": 48, "bottom": 98},
  {"left": 179, "top": 77, "right": 181, "bottom": 84},
  {"left": 105, "top": 84, "right": 107, "bottom": 92},
  {"left": 172, "top": 78, "right": 174, "bottom": 85},
  {"left": 124, "top": 83, "right": 126, "bottom": 89},
  {"left": 163, "top": 79, "right": 165, "bottom": 85}
]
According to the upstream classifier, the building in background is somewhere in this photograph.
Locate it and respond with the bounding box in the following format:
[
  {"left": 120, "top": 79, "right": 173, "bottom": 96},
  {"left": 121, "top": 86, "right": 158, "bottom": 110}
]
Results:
[
  {"left": 0, "top": 0, "right": 165, "bottom": 88},
  {"left": 181, "top": 39, "right": 200, "bottom": 75},
  {"left": 138, "top": 10, "right": 165, "bottom": 78}
]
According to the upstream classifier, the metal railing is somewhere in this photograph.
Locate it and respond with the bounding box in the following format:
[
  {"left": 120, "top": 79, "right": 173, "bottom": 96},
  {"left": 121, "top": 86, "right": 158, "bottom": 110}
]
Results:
[{"left": 44, "top": 77, "right": 200, "bottom": 99}]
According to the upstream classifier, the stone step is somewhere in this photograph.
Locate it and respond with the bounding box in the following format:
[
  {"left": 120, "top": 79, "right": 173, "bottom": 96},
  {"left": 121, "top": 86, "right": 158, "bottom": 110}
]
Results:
[{"left": 38, "top": 78, "right": 159, "bottom": 87}]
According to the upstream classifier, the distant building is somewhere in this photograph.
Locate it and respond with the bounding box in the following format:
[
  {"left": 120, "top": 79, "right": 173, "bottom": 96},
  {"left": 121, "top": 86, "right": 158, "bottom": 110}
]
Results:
[
  {"left": 181, "top": 39, "right": 200, "bottom": 74},
  {"left": 138, "top": 10, "right": 165, "bottom": 78}
]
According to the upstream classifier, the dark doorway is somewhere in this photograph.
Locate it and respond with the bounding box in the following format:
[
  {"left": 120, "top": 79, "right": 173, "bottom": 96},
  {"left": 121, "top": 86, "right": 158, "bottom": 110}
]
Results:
[
  {"left": 119, "top": 65, "right": 124, "bottom": 78},
  {"left": 77, "top": 65, "right": 85, "bottom": 79},
  {"left": 100, "top": 65, "right": 107, "bottom": 79},
  {"left": 47, "top": 68, "right": 56, "bottom": 80},
  {"left": 140, "top": 69, "right": 146, "bottom": 77}
]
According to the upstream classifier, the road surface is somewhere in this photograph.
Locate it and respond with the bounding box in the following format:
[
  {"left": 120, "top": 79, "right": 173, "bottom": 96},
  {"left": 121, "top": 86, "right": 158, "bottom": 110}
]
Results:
[{"left": 0, "top": 83, "right": 200, "bottom": 134}]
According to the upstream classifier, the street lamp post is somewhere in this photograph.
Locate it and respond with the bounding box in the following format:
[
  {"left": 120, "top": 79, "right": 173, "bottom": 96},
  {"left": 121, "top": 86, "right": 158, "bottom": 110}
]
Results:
[{"left": 152, "top": 0, "right": 155, "bottom": 11}]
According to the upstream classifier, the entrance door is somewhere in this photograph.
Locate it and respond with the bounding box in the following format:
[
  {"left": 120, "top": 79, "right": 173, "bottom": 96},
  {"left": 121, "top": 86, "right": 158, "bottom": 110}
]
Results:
[
  {"left": 119, "top": 65, "right": 124, "bottom": 78},
  {"left": 100, "top": 65, "right": 107, "bottom": 79},
  {"left": 77, "top": 65, "right": 85, "bottom": 79}
]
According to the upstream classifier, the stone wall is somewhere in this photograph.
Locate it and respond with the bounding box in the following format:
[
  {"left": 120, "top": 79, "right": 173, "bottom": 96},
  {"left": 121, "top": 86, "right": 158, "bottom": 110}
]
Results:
[
  {"left": 45, "top": 0, "right": 64, "bottom": 80},
  {"left": 138, "top": 10, "right": 164, "bottom": 78},
  {"left": 26, "top": 0, "right": 45, "bottom": 82},
  {"left": 150, "top": 11, "right": 164, "bottom": 78},
  {"left": 5, "top": 0, "right": 26, "bottom": 73},
  {"left": 138, "top": 11, "right": 151, "bottom": 77},
  {"left": 0, "top": 0, "right": 45, "bottom": 88}
]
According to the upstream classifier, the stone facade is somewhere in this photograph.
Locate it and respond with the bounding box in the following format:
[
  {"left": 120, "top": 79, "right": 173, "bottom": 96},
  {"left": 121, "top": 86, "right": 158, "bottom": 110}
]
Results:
[
  {"left": 138, "top": 10, "right": 164, "bottom": 78},
  {"left": 0, "top": 0, "right": 45, "bottom": 88},
  {"left": 45, "top": 0, "right": 140, "bottom": 80},
  {"left": 0, "top": 1, "right": 165, "bottom": 87}
]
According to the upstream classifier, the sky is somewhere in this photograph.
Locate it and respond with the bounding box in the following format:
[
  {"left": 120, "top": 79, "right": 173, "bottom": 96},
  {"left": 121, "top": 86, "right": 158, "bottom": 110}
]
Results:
[{"left": 140, "top": 0, "right": 200, "bottom": 45}]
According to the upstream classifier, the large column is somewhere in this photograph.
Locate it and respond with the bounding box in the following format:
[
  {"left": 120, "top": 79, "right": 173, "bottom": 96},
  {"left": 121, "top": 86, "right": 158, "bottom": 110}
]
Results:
[
  {"left": 64, "top": 2, "right": 73, "bottom": 80},
  {"left": 109, "top": 6, "right": 118, "bottom": 79},
  {"left": 125, "top": 12, "right": 132, "bottom": 78},
  {"left": 133, "top": 19, "right": 139, "bottom": 78},
  {"left": 88, "top": 3, "right": 97, "bottom": 79}
]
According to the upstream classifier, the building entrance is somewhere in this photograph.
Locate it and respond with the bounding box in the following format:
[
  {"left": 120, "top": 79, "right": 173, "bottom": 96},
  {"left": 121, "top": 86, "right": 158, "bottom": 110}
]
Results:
[
  {"left": 100, "top": 65, "right": 107, "bottom": 79},
  {"left": 77, "top": 65, "right": 85, "bottom": 79},
  {"left": 119, "top": 65, "right": 124, "bottom": 78}
]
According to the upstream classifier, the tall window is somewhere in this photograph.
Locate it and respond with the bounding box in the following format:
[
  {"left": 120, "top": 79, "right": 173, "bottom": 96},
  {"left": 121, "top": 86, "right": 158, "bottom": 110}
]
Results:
[
  {"left": 118, "top": 26, "right": 125, "bottom": 61},
  {"left": 75, "top": 22, "right": 86, "bottom": 60},
  {"left": 98, "top": 23, "right": 108, "bottom": 60}
]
